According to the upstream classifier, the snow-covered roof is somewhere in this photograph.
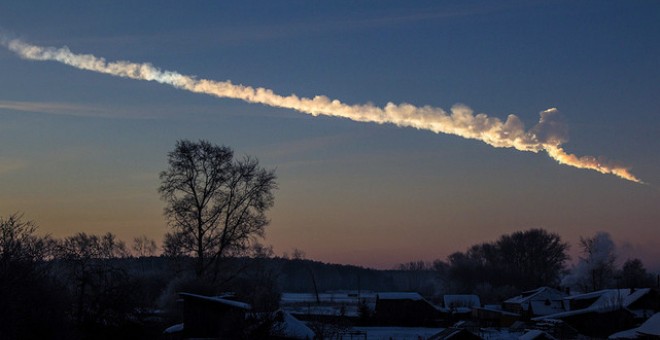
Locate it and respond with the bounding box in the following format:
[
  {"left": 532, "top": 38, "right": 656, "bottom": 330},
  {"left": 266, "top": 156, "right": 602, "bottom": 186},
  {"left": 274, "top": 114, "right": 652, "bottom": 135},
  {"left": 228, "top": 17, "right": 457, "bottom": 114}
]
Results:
[
  {"left": 444, "top": 294, "right": 481, "bottom": 308},
  {"left": 377, "top": 292, "right": 424, "bottom": 300},
  {"left": 519, "top": 329, "right": 557, "bottom": 340},
  {"left": 505, "top": 287, "right": 565, "bottom": 305},
  {"left": 284, "top": 305, "right": 361, "bottom": 317},
  {"left": 163, "top": 323, "right": 183, "bottom": 334},
  {"left": 533, "top": 289, "right": 651, "bottom": 321},
  {"left": 179, "top": 292, "right": 252, "bottom": 310},
  {"left": 622, "top": 288, "right": 652, "bottom": 308},
  {"left": 473, "top": 306, "right": 520, "bottom": 317},
  {"left": 356, "top": 327, "right": 443, "bottom": 339},
  {"left": 608, "top": 312, "right": 660, "bottom": 338},
  {"left": 529, "top": 300, "right": 565, "bottom": 316},
  {"left": 281, "top": 292, "right": 377, "bottom": 304},
  {"left": 637, "top": 312, "right": 660, "bottom": 336},
  {"left": 608, "top": 327, "right": 639, "bottom": 339},
  {"left": 282, "top": 291, "right": 433, "bottom": 304},
  {"left": 272, "top": 310, "right": 315, "bottom": 339},
  {"left": 570, "top": 288, "right": 650, "bottom": 311},
  {"left": 281, "top": 291, "right": 379, "bottom": 317}
]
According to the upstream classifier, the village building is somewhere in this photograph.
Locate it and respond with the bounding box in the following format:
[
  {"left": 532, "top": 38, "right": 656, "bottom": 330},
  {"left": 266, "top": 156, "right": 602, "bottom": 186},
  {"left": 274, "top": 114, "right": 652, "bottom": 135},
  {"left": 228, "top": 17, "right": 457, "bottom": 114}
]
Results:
[
  {"left": 518, "top": 329, "right": 557, "bottom": 340},
  {"left": 374, "top": 292, "right": 443, "bottom": 327},
  {"left": 443, "top": 294, "right": 481, "bottom": 313},
  {"left": 438, "top": 294, "right": 482, "bottom": 324},
  {"left": 471, "top": 305, "right": 520, "bottom": 328},
  {"left": 280, "top": 291, "right": 375, "bottom": 322},
  {"left": 268, "top": 309, "right": 316, "bottom": 340},
  {"left": 429, "top": 326, "right": 482, "bottom": 340},
  {"left": 502, "top": 287, "right": 567, "bottom": 319},
  {"left": 165, "top": 293, "right": 315, "bottom": 339},
  {"left": 533, "top": 288, "right": 660, "bottom": 338},
  {"left": 280, "top": 291, "right": 444, "bottom": 327},
  {"left": 609, "top": 312, "right": 660, "bottom": 339},
  {"left": 177, "top": 292, "right": 251, "bottom": 339}
]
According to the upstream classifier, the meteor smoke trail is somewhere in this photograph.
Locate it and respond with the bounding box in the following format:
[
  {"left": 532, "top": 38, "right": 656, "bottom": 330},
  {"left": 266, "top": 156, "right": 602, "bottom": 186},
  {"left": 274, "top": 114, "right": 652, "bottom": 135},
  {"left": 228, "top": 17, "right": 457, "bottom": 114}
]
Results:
[{"left": 1, "top": 38, "right": 642, "bottom": 183}]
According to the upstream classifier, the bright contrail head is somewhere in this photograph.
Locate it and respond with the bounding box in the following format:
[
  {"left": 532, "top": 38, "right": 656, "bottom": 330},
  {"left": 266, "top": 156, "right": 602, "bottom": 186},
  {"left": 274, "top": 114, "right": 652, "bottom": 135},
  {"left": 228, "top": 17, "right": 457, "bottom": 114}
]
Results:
[{"left": 1, "top": 38, "right": 642, "bottom": 183}]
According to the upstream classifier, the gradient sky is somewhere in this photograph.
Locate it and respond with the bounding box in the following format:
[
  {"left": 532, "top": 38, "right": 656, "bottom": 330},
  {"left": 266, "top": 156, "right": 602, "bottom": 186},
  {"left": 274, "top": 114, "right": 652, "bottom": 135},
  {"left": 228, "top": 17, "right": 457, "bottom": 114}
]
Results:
[{"left": 1, "top": 1, "right": 659, "bottom": 270}]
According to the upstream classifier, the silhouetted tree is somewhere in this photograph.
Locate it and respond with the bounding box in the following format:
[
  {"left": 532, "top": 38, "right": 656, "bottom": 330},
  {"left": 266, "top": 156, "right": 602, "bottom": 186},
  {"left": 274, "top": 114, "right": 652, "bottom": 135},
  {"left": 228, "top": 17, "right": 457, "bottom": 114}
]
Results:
[
  {"left": 620, "top": 258, "right": 654, "bottom": 288},
  {"left": 496, "top": 229, "right": 569, "bottom": 289},
  {"left": 442, "top": 229, "right": 569, "bottom": 293},
  {"left": 0, "top": 213, "right": 67, "bottom": 339},
  {"left": 0, "top": 213, "right": 54, "bottom": 269},
  {"left": 55, "top": 232, "right": 134, "bottom": 328},
  {"left": 445, "top": 243, "right": 499, "bottom": 293},
  {"left": 397, "top": 260, "right": 436, "bottom": 295},
  {"left": 232, "top": 243, "right": 282, "bottom": 312},
  {"left": 159, "top": 140, "right": 277, "bottom": 279},
  {"left": 132, "top": 235, "right": 157, "bottom": 258}
]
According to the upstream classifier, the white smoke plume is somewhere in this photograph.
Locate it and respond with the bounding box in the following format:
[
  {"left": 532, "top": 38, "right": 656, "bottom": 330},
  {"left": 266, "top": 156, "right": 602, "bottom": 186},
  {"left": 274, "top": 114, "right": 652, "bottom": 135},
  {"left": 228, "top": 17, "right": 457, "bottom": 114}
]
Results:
[
  {"left": 1, "top": 38, "right": 642, "bottom": 183},
  {"left": 561, "top": 232, "right": 618, "bottom": 291}
]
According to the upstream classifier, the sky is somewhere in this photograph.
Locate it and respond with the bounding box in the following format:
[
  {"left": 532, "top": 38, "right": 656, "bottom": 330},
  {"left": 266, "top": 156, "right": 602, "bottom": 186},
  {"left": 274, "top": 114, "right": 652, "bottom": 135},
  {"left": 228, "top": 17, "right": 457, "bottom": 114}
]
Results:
[{"left": 1, "top": 1, "right": 659, "bottom": 270}]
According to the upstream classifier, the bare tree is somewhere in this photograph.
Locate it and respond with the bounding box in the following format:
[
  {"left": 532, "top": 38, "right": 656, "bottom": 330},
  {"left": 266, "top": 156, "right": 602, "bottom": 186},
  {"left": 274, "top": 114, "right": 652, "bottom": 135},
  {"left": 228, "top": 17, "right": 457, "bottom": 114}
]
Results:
[
  {"left": 55, "top": 232, "right": 131, "bottom": 325},
  {"left": 0, "top": 213, "right": 66, "bottom": 338},
  {"left": 159, "top": 140, "right": 277, "bottom": 279},
  {"left": 0, "top": 213, "right": 51, "bottom": 265},
  {"left": 132, "top": 235, "right": 157, "bottom": 258}
]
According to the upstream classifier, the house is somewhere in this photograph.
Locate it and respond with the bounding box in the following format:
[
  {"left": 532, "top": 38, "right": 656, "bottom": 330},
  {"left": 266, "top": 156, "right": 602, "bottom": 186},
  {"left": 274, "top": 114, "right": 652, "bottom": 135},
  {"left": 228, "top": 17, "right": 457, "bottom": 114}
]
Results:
[
  {"left": 503, "top": 287, "right": 567, "bottom": 319},
  {"left": 429, "top": 327, "right": 482, "bottom": 340},
  {"left": 533, "top": 289, "right": 660, "bottom": 338},
  {"left": 624, "top": 288, "right": 660, "bottom": 319},
  {"left": 178, "top": 292, "right": 251, "bottom": 339},
  {"left": 471, "top": 305, "right": 520, "bottom": 327},
  {"left": 280, "top": 291, "right": 375, "bottom": 322},
  {"left": 443, "top": 294, "right": 481, "bottom": 312},
  {"left": 527, "top": 319, "right": 581, "bottom": 339},
  {"left": 438, "top": 294, "right": 481, "bottom": 324},
  {"left": 609, "top": 312, "right": 660, "bottom": 339},
  {"left": 470, "top": 287, "right": 566, "bottom": 327},
  {"left": 519, "top": 329, "right": 557, "bottom": 340},
  {"left": 374, "top": 292, "right": 442, "bottom": 326},
  {"left": 171, "top": 293, "right": 316, "bottom": 339},
  {"left": 281, "top": 291, "right": 444, "bottom": 326}
]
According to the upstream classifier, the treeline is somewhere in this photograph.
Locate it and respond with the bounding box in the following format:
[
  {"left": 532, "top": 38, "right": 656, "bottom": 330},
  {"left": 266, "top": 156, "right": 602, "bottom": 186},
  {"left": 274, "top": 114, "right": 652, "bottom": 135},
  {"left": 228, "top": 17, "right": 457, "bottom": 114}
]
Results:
[
  {"left": 0, "top": 213, "right": 173, "bottom": 339},
  {"left": 2, "top": 211, "right": 658, "bottom": 338},
  {"left": 433, "top": 229, "right": 658, "bottom": 303},
  {"left": 433, "top": 229, "right": 569, "bottom": 303},
  {"left": 0, "top": 212, "right": 434, "bottom": 339}
]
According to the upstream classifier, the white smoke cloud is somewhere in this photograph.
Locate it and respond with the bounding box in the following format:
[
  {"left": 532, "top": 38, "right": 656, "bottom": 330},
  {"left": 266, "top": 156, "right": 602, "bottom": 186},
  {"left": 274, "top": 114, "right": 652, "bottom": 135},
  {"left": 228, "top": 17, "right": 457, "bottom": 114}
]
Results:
[
  {"left": 562, "top": 232, "right": 618, "bottom": 291},
  {"left": 0, "top": 38, "right": 642, "bottom": 183}
]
